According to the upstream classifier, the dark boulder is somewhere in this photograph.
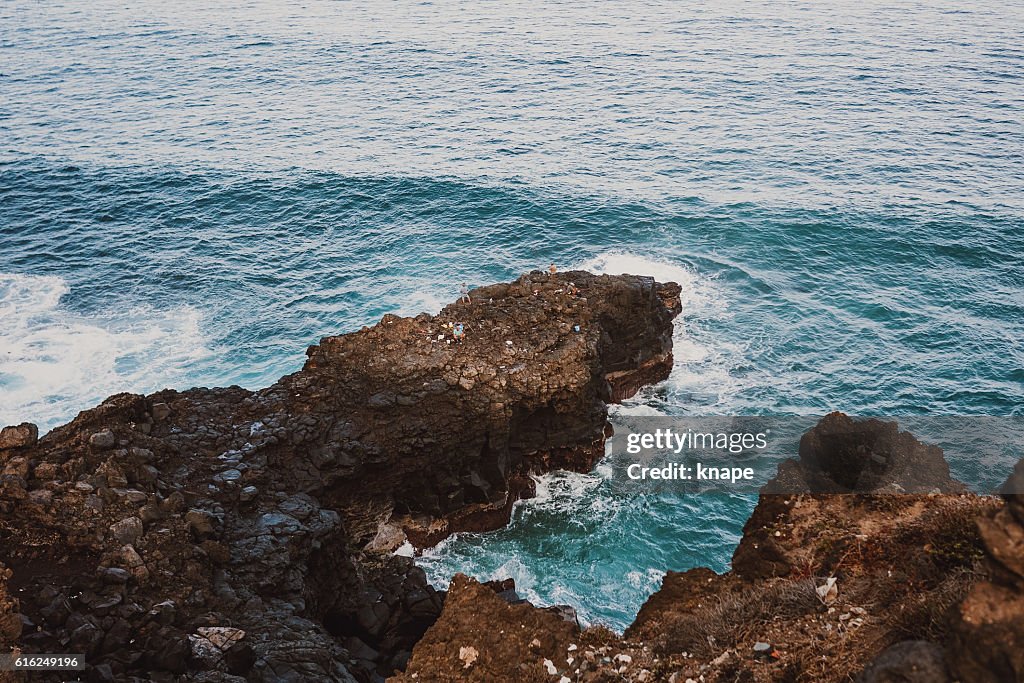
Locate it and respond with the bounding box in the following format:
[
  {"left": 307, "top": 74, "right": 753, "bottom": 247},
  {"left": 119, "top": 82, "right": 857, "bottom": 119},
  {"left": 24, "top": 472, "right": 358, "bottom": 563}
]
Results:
[
  {"left": 857, "top": 641, "right": 950, "bottom": 682},
  {"left": 767, "top": 412, "right": 966, "bottom": 494}
]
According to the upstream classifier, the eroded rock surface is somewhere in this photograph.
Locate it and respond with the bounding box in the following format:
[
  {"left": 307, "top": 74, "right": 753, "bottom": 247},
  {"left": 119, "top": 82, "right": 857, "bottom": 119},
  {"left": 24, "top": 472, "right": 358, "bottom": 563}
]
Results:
[
  {"left": 0, "top": 271, "right": 680, "bottom": 682},
  {"left": 6, "top": 273, "right": 1016, "bottom": 683},
  {"left": 391, "top": 574, "right": 581, "bottom": 683}
]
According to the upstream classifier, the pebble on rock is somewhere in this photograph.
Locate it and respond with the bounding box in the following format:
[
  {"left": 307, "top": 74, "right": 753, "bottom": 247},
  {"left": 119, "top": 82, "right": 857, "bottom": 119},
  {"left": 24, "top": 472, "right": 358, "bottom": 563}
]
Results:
[
  {"left": 458, "top": 646, "right": 478, "bottom": 669},
  {"left": 109, "top": 517, "right": 143, "bottom": 545}
]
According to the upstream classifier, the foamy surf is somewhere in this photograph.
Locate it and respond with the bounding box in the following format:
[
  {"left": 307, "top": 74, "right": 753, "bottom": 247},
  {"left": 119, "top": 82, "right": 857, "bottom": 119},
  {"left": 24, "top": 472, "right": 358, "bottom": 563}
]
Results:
[
  {"left": 391, "top": 285, "right": 447, "bottom": 318},
  {"left": 418, "top": 252, "right": 764, "bottom": 627},
  {"left": 625, "top": 567, "right": 667, "bottom": 591},
  {"left": 0, "top": 273, "right": 213, "bottom": 432}
]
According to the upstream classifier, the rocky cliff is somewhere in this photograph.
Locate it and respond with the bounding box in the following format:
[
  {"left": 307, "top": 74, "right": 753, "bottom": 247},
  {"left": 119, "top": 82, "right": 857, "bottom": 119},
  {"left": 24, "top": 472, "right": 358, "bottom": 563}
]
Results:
[
  {"left": 0, "top": 271, "right": 681, "bottom": 682},
  {"left": 395, "top": 414, "right": 1024, "bottom": 683},
  {"left": 4, "top": 272, "right": 1021, "bottom": 683}
]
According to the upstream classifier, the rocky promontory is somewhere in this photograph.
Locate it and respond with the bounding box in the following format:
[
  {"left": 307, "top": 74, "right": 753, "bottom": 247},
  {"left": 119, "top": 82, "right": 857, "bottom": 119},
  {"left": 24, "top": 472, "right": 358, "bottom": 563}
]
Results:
[{"left": 0, "top": 271, "right": 681, "bottom": 682}]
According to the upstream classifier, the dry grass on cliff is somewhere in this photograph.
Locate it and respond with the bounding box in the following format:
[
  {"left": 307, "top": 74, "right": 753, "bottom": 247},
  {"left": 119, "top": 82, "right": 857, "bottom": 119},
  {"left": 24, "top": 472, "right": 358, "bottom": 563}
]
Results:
[
  {"left": 881, "top": 565, "right": 981, "bottom": 642},
  {"left": 653, "top": 578, "right": 820, "bottom": 659}
]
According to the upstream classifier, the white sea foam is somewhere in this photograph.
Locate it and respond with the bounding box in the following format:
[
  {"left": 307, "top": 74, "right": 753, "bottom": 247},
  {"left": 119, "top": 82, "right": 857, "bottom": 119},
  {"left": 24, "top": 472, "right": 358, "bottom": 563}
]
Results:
[
  {"left": 0, "top": 273, "right": 213, "bottom": 432},
  {"left": 393, "top": 286, "right": 447, "bottom": 317},
  {"left": 625, "top": 567, "right": 666, "bottom": 591},
  {"left": 575, "top": 251, "right": 710, "bottom": 310},
  {"left": 524, "top": 469, "right": 603, "bottom": 515},
  {"left": 612, "top": 403, "right": 666, "bottom": 417},
  {"left": 491, "top": 556, "right": 538, "bottom": 593}
]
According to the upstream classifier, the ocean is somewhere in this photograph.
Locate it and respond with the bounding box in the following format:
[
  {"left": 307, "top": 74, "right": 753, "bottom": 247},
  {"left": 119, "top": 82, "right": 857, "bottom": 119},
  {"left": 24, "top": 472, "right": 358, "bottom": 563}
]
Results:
[{"left": 2, "top": 0, "right": 1022, "bottom": 630}]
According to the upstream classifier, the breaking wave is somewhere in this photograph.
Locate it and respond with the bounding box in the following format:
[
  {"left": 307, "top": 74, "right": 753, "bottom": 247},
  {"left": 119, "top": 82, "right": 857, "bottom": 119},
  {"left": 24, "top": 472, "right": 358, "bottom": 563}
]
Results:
[{"left": 0, "top": 273, "right": 213, "bottom": 432}]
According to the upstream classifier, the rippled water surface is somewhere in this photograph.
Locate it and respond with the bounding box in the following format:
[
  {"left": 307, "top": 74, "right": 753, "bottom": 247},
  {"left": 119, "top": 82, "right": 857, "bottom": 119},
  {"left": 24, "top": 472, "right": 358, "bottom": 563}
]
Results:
[{"left": 2, "top": 0, "right": 1022, "bottom": 629}]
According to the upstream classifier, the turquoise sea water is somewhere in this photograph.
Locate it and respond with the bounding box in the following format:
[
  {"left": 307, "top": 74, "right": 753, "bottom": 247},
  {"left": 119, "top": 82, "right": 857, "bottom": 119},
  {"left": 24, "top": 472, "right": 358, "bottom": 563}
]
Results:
[{"left": 2, "top": 1, "right": 1022, "bottom": 630}]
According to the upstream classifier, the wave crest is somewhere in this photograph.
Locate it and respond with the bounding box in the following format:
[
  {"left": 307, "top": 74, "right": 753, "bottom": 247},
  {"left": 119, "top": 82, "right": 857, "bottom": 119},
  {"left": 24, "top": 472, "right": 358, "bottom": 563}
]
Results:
[{"left": 0, "top": 273, "right": 212, "bottom": 432}]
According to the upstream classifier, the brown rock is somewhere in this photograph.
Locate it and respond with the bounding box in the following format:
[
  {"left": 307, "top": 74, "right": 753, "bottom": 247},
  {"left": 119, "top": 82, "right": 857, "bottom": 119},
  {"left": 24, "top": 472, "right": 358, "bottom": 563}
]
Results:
[
  {"left": 0, "top": 423, "right": 38, "bottom": 450},
  {"left": 2, "top": 457, "right": 30, "bottom": 479},
  {"left": 947, "top": 457, "right": 1024, "bottom": 682},
  {"left": 151, "top": 402, "right": 171, "bottom": 421},
  {"left": 949, "top": 581, "right": 1024, "bottom": 682},
  {"left": 392, "top": 574, "right": 579, "bottom": 682},
  {"left": 89, "top": 429, "right": 116, "bottom": 450},
  {"left": 857, "top": 641, "right": 949, "bottom": 682},
  {"left": 33, "top": 461, "right": 59, "bottom": 480},
  {"left": 109, "top": 516, "right": 144, "bottom": 545}
]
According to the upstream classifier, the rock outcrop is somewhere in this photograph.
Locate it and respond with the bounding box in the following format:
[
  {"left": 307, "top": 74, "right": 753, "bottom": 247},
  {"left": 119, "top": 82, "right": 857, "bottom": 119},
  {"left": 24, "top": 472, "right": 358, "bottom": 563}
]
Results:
[
  {"left": 0, "top": 424, "right": 37, "bottom": 451},
  {"left": 735, "top": 412, "right": 967, "bottom": 580},
  {"left": 391, "top": 574, "right": 581, "bottom": 683},
  {"left": 0, "top": 271, "right": 680, "bottom": 682},
  {"left": 762, "top": 412, "right": 967, "bottom": 496},
  {"left": 5, "top": 271, "right": 1018, "bottom": 683}
]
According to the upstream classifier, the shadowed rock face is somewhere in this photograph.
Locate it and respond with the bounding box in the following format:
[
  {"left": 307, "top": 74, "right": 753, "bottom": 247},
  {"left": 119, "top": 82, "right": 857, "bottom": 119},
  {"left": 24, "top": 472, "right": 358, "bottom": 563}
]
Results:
[{"left": 0, "top": 271, "right": 680, "bottom": 682}]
